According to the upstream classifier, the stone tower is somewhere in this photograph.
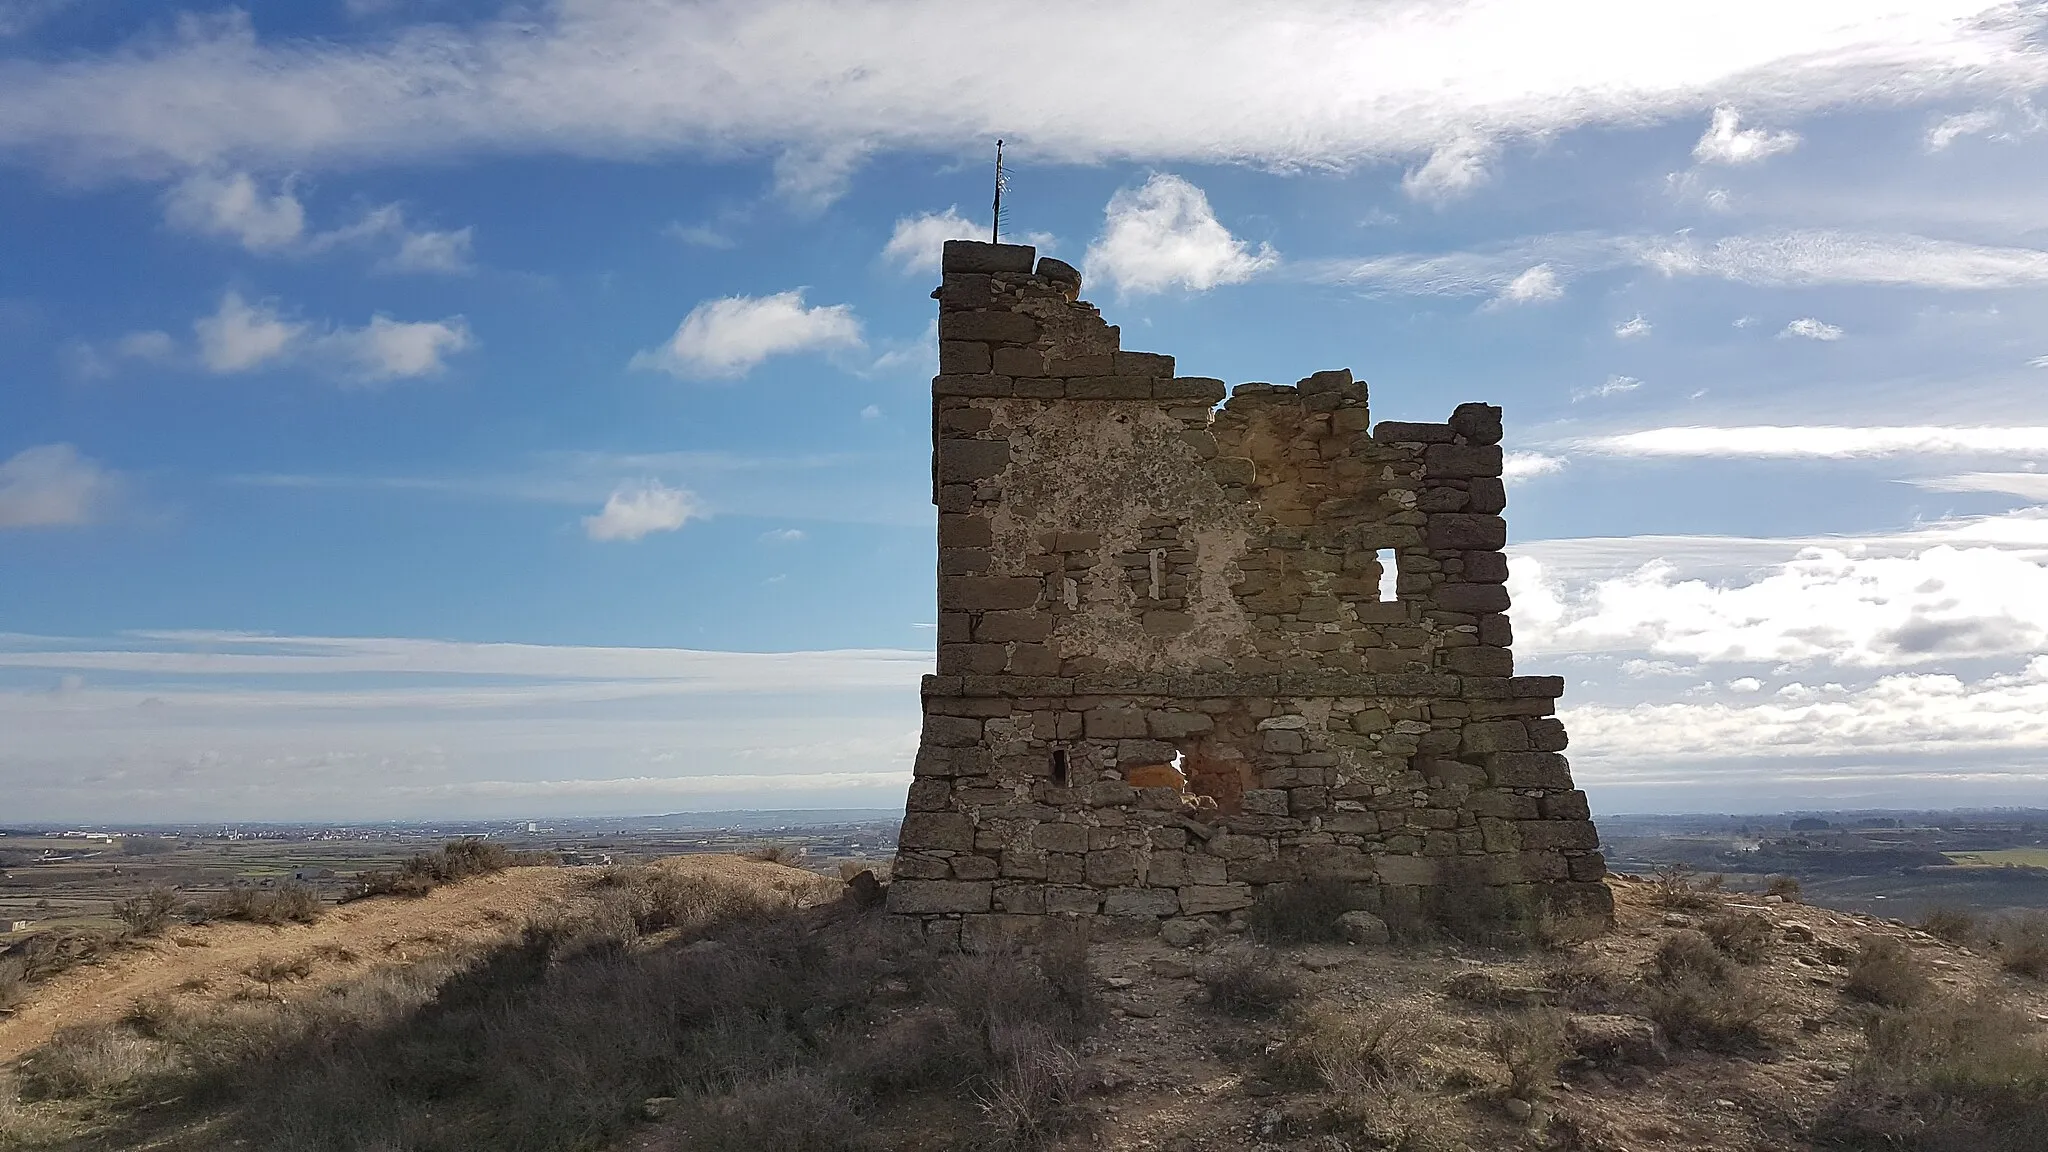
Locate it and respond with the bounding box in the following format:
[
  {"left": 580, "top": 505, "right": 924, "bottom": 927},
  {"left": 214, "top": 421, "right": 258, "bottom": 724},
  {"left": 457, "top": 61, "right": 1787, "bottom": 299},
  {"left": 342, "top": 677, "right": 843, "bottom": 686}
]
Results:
[{"left": 886, "top": 240, "right": 1608, "bottom": 949}]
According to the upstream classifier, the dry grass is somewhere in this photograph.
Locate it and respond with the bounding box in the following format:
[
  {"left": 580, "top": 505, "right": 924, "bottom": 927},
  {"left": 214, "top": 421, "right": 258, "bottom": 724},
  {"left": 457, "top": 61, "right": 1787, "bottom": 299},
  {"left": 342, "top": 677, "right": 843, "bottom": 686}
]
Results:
[
  {"left": 1844, "top": 937, "right": 1933, "bottom": 1009},
  {"left": 1702, "top": 911, "right": 1774, "bottom": 963},
  {"left": 1487, "top": 1007, "right": 1570, "bottom": 1102},
  {"left": 114, "top": 886, "right": 180, "bottom": 938},
  {"left": 1636, "top": 930, "right": 1767, "bottom": 1049},
  {"left": 1200, "top": 951, "right": 1301, "bottom": 1017},
  {"left": 1246, "top": 878, "right": 1358, "bottom": 944},
  {"left": 1765, "top": 874, "right": 1803, "bottom": 902},
  {"left": 1987, "top": 911, "right": 2048, "bottom": 980},
  {"left": 1652, "top": 863, "right": 1723, "bottom": 911},
  {"left": 199, "top": 883, "right": 322, "bottom": 926},
  {"left": 7, "top": 863, "right": 1105, "bottom": 1152},
  {"left": 343, "top": 838, "right": 526, "bottom": 901},
  {"left": 1918, "top": 907, "right": 1978, "bottom": 945},
  {"left": 1815, "top": 993, "right": 2048, "bottom": 1152}
]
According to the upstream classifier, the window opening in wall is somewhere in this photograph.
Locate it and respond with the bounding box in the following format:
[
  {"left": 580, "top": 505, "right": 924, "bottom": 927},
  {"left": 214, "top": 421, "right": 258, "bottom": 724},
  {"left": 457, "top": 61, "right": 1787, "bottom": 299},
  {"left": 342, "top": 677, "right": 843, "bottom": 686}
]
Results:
[
  {"left": 1376, "top": 548, "right": 1400, "bottom": 602},
  {"left": 1050, "top": 747, "right": 1070, "bottom": 788}
]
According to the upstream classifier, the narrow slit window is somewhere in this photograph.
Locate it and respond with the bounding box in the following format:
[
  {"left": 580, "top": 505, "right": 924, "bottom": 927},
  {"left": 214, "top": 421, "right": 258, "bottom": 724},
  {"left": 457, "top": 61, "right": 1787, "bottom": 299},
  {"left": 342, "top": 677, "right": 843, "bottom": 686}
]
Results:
[
  {"left": 1376, "top": 548, "right": 1400, "bottom": 602},
  {"left": 1050, "top": 747, "right": 1070, "bottom": 788}
]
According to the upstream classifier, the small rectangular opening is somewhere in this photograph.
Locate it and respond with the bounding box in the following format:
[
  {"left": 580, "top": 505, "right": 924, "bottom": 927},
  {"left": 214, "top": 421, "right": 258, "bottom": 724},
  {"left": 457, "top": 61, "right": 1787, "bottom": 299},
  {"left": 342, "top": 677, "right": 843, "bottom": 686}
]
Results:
[
  {"left": 1376, "top": 548, "right": 1399, "bottom": 602},
  {"left": 1050, "top": 747, "right": 1070, "bottom": 787}
]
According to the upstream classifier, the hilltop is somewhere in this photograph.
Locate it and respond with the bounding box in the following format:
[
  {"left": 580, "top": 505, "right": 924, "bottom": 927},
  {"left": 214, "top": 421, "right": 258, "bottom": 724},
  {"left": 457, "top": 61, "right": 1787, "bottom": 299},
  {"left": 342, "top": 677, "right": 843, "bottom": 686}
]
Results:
[{"left": 1, "top": 857, "right": 2044, "bottom": 1151}]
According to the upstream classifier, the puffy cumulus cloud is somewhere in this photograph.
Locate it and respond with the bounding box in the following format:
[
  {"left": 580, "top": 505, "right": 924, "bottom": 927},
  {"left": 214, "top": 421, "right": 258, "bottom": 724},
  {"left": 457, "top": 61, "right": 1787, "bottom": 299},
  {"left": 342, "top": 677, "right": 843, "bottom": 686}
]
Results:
[
  {"left": 190, "top": 291, "right": 473, "bottom": 381},
  {"left": 1690, "top": 106, "right": 1801, "bottom": 164},
  {"left": 1490, "top": 264, "right": 1562, "bottom": 306},
  {"left": 1085, "top": 174, "right": 1275, "bottom": 295},
  {"left": 1510, "top": 543, "right": 2048, "bottom": 667},
  {"left": 164, "top": 170, "right": 305, "bottom": 251},
  {"left": 1571, "top": 425, "right": 2048, "bottom": 458},
  {"left": 4, "top": 3, "right": 2034, "bottom": 183},
  {"left": 1779, "top": 316, "right": 1844, "bottom": 340},
  {"left": 1924, "top": 99, "right": 2046, "bottom": 150},
  {"left": 194, "top": 290, "right": 305, "bottom": 372},
  {"left": 0, "top": 443, "right": 120, "bottom": 529},
  {"left": 318, "top": 315, "right": 474, "bottom": 382},
  {"left": 881, "top": 207, "right": 981, "bottom": 273},
  {"left": 163, "top": 171, "right": 473, "bottom": 271},
  {"left": 582, "top": 481, "right": 701, "bottom": 541},
  {"left": 631, "top": 290, "right": 861, "bottom": 379},
  {"left": 1401, "top": 134, "right": 1494, "bottom": 202}
]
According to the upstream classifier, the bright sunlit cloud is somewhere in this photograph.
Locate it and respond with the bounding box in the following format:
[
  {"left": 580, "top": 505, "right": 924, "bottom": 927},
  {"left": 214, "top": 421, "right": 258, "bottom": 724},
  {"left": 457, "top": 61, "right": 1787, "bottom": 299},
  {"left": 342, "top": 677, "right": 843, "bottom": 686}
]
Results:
[
  {"left": 1085, "top": 174, "right": 1276, "bottom": 295},
  {"left": 631, "top": 290, "right": 862, "bottom": 379}
]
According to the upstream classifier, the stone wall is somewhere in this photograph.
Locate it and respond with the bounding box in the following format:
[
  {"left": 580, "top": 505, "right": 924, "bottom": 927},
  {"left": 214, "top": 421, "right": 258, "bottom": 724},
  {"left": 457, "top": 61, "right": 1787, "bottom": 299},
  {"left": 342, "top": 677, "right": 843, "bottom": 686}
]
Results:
[{"left": 887, "top": 240, "right": 1609, "bottom": 949}]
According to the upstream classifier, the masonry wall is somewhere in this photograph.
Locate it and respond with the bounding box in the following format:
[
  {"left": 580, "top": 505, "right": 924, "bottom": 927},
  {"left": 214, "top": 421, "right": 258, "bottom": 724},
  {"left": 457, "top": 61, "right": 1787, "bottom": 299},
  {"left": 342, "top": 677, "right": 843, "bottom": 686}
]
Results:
[{"left": 887, "top": 240, "right": 1609, "bottom": 949}]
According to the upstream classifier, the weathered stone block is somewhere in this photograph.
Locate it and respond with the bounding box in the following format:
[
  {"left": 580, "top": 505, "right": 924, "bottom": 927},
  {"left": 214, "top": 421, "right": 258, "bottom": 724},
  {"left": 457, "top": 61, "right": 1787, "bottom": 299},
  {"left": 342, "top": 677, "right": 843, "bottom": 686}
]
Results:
[
  {"left": 1374, "top": 855, "right": 1438, "bottom": 886},
  {"left": 899, "top": 812, "right": 976, "bottom": 851},
  {"left": 937, "top": 438, "right": 1011, "bottom": 483},
  {"left": 939, "top": 576, "right": 1043, "bottom": 611},
  {"left": 1450, "top": 402, "right": 1504, "bottom": 445},
  {"left": 952, "top": 854, "right": 1000, "bottom": 880},
  {"left": 1178, "top": 884, "right": 1254, "bottom": 914},
  {"left": 1424, "top": 443, "right": 1504, "bottom": 478},
  {"left": 1032, "top": 824, "right": 1090, "bottom": 853},
  {"left": 1527, "top": 718, "right": 1569, "bottom": 751},
  {"left": 1461, "top": 720, "right": 1530, "bottom": 755},
  {"left": 943, "top": 240, "right": 1036, "bottom": 273},
  {"left": 939, "top": 311, "right": 1038, "bottom": 344},
  {"left": 1435, "top": 582, "right": 1511, "bottom": 614},
  {"left": 1084, "top": 706, "right": 1147, "bottom": 738},
  {"left": 1240, "top": 789, "right": 1289, "bottom": 816},
  {"left": 1541, "top": 790, "right": 1591, "bottom": 820},
  {"left": 1486, "top": 751, "right": 1574, "bottom": 789},
  {"left": 1103, "top": 887, "right": 1181, "bottom": 917},
  {"left": 1466, "top": 477, "right": 1507, "bottom": 514},
  {"left": 1375, "top": 421, "right": 1456, "bottom": 444},
  {"left": 886, "top": 879, "right": 992, "bottom": 914},
  {"left": 939, "top": 341, "right": 992, "bottom": 374},
  {"left": 1519, "top": 819, "right": 1599, "bottom": 851},
  {"left": 1044, "top": 886, "right": 1103, "bottom": 914},
  {"left": 1445, "top": 646, "right": 1514, "bottom": 677},
  {"left": 1085, "top": 847, "right": 1144, "bottom": 886},
  {"left": 1428, "top": 514, "right": 1508, "bottom": 550}
]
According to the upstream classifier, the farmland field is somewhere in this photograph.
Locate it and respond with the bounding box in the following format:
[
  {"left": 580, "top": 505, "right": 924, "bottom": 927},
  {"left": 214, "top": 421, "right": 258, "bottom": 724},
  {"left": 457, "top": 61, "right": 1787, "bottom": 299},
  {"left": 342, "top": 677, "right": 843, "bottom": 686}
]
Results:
[{"left": 1945, "top": 847, "right": 2048, "bottom": 868}]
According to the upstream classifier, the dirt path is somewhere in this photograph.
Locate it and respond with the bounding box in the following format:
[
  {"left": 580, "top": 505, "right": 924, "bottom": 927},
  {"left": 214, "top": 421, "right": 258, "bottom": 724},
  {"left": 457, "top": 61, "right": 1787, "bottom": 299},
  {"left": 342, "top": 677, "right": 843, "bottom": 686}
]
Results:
[{"left": 0, "top": 865, "right": 590, "bottom": 1066}]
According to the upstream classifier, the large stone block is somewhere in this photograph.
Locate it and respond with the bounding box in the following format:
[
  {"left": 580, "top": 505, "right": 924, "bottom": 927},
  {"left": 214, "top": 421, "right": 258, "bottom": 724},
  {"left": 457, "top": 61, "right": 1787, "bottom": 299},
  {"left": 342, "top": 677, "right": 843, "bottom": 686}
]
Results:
[
  {"left": 1375, "top": 421, "right": 1456, "bottom": 444},
  {"left": 1435, "top": 582, "right": 1511, "bottom": 613},
  {"left": 1460, "top": 720, "right": 1530, "bottom": 755},
  {"left": 1103, "top": 887, "right": 1181, "bottom": 917},
  {"left": 1428, "top": 514, "right": 1508, "bottom": 551},
  {"left": 1032, "top": 823, "right": 1090, "bottom": 853},
  {"left": 1518, "top": 819, "right": 1599, "bottom": 851},
  {"left": 1085, "top": 847, "right": 1144, "bottom": 886},
  {"left": 899, "top": 812, "right": 976, "bottom": 851},
  {"left": 886, "top": 879, "right": 992, "bottom": 914},
  {"left": 1084, "top": 706, "right": 1147, "bottom": 738},
  {"left": 940, "top": 576, "right": 1043, "bottom": 611},
  {"left": 1445, "top": 646, "right": 1514, "bottom": 677},
  {"left": 939, "top": 311, "right": 1039, "bottom": 344},
  {"left": 1178, "top": 884, "right": 1255, "bottom": 914},
  {"left": 943, "top": 240, "right": 1036, "bottom": 273},
  {"left": 1449, "top": 402, "right": 1504, "bottom": 445},
  {"left": 922, "top": 714, "right": 984, "bottom": 747},
  {"left": 1424, "top": 444, "right": 1504, "bottom": 478},
  {"left": 937, "top": 438, "right": 1011, "bottom": 483},
  {"left": 1045, "top": 886, "right": 1103, "bottom": 914},
  {"left": 1486, "top": 751, "right": 1574, "bottom": 789}
]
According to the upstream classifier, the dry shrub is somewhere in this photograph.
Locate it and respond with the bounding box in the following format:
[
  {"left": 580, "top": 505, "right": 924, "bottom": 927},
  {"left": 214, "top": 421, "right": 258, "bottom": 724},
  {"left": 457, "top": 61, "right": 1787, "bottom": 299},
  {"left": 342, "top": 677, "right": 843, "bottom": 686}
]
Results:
[
  {"left": 935, "top": 930, "right": 1101, "bottom": 1048},
  {"left": 1918, "top": 907, "right": 1978, "bottom": 945},
  {"left": 245, "top": 954, "right": 314, "bottom": 994},
  {"left": 1247, "top": 878, "right": 1358, "bottom": 944},
  {"left": 1273, "top": 1002, "right": 1432, "bottom": 1090},
  {"left": 201, "top": 883, "right": 322, "bottom": 926},
  {"left": 1766, "top": 874, "right": 1803, "bottom": 902},
  {"left": 1815, "top": 993, "right": 2048, "bottom": 1152},
  {"left": 1638, "top": 930, "right": 1765, "bottom": 1049},
  {"left": 1201, "top": 951, "right": 1300, "bottom": 1017},
  {"left": 115, "top": 886, "right": 180, "bottom": 938},
  {"left": 343, "top": 838, "right": 520, "bottom": 901},
  {"left": 1652, "top": 863, "right": 1722, "bottom": 911},
  {"left": 1987, "top": 911, "right": 2048, "bottom": 980},
  {"left": 1487, "top": 1007, "right": 1569, "bottom": 1101},
  {"left": 1703, "top": 911, "right": 1774, "bottom": 963},
  {"left": 666, "top": 1074, "right": 871, "bottom": 1152},
  {"left": 585, "top": 864, "right": 811, "bottom": 938},
  {"left": 18, "top": 1024, "right": 170, "bottom": 1100},
  {"left": 977, "top": 1022, "right": 1091, "bottom": 1150},
  {"left": 1845, "top": 937, "right": 1933, "bottom": 1009},
  {"left": 0, "top": 957, "right": 25, "bottom": 1012},
  {"left": 745, "top": 843, "right": 802, "bottom": 865},
  {"left": 1540, "top": 957, "right": 1626, "bottom": 1012}
]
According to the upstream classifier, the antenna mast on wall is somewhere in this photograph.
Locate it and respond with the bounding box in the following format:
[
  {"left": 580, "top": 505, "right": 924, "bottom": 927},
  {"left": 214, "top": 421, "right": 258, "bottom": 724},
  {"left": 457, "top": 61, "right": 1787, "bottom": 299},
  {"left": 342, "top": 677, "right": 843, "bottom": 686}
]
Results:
[{"left": 991, "top": 139, "right": 1008, "bottom": 243}]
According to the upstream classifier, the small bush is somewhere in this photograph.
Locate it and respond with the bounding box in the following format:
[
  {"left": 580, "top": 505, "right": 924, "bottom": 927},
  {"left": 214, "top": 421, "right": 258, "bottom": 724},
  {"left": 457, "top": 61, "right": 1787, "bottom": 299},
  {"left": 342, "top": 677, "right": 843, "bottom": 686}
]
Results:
[
  {"left": 1652, "top": 863, "right": 1720, "bottom": 911},
  {"left": 1816, "top": 993, "right": 2048, "bottom": 1152},
  {"left": 1638, "top": 930, "right": 1766, "bottom": 1048},
  {"left": 1487, "top": 1007, "right": 1569, "bottom": 1102},
  {"left": 1651, "top": 930, "right": 1731, "bottom": 984},
  {"left": 1703, "top": 911, "right": 1774, "bottom": 963},
  {"left": 1273, "top": 1002, "right": 1431, "bottom": 1091},
  {"left": 1918, "top": 906, "right": 1978, "bottom": 945},
  {"left": 669, "top": 1074, "right": 872, "bottom": 1152},
  {"left": 245, "top": 954, "right": 314, "bottom": 994},
  {"left": 8, "top": 930, "right": 112, "bottom": 984},
  {"left": 745, "top": 843, "right": 802, "bottom": 865},
  {"left": 343, "top": 838, "right": 519, "bottom": 901},
  {"left": 0, "top": 958, "right": 25, "bottom": 1011},
  {"left": 1987, "top": 911, "right": 2048, "bottom": 980},
  {"left": 1845, "top": 937, "right": 1932, "bottom": 1009},
  {"left": 1766, "top": 874, "right": 1802, "bottom": 902},
  {"left": 1201, "top": 952, "right": 1300, "bottom": 1017},
  {"left": 978, "top": 1022, "right": 1090, "bottom": 1150},
  {"left": 202, "top": 883, "right": 322, "bottom": 926},
  {"left": 116, "top": 885, "right": 181, "bottom": 938},
  {"left": 1247, "top": 878, "right": 1356, "bottom": 944},
  {"left": 18, "top": 1023, "right": 169, "bottom": 1100}
]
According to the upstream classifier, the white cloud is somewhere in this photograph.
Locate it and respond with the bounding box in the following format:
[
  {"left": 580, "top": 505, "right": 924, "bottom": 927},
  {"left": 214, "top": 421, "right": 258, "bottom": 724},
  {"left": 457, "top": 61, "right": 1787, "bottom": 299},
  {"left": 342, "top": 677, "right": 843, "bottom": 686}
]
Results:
[
  {"left": 1571, "top": 374, "right": 1640, "bottom": 401},
  {"left": 582, "top": 481, "right": 701, "bottom": 541},
  {"left": 631, "top": 290, "right": 862, "bottom": 379},
  {"left": 760, "top": 528, "right": 805, "bottom": 542},
  {"left": 1727, "top": 676, "right": 1764, "bottom": 693},
  {"left": 1614, "top": 314, "right": 1650, "bottom": 339},
  {"left": 382, "top": 226, "right": 473, "bottom": 273},
  {"left": 1570, "top": 425, "right": 2048, "bottom": 459},
  {"left": 0, "top": 443, "right": 119, "bottom": 529},
  {"left": 191, "top": 290, "right": 473, "bottom": 380},
  {"left": 1911, "top": 472, "right": 2048, "bottom": 500},
  {"left": 1085, "top": 174, "right": 1275, "bottom": 295},
  {"left": 2028, "top": 355, "right": 2048, "bottom": 368},
  {"left": 1926, "top": 106, "right": 2003, "bottom": 150},
  {"left": 771, "top": 139, "right": 867, "bottom": 212},
  {"left": 1779, "top": 317, "right": 1845, "bottom": 340},
  {"left": 194, "top": 290, "right": 305, "bottom": 372},
  {"left": 1503, "top": 451, "right": 1566, "bottom": 481},
  {"left": 1491, "top": 263, "right": 1563, "bottom": 306},
  {"left": 319, "top": 315, "right": 474, "bottom": 381},
  {"left": 882, "top": 207, "right": 983, "bottom": 273},
  {"left": 1319, "top": 230, "right": 2048, "bottom": 297},
  {"left": 860, "top": 404, "right": 881, "bottom": 419},
  {"left": 1690, "top": 106, "right": 1800, "bottom": 164},
  {"left": 1512, "top": 542, "right": 2048, "bottom": 667},
  {"left": 164, "top": 171, "right": 305, "bottom": 251},
  {"left": 1401, "top": 134, "right": 1494, "bottom": 202}
]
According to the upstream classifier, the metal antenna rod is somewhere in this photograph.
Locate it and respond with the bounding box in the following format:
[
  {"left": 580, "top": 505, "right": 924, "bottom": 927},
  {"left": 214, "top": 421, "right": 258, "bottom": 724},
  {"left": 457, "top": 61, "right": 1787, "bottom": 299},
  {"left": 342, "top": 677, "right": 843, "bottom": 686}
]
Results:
[{"left": 991, "top": 139, "right": 1006, "bottom": 244}]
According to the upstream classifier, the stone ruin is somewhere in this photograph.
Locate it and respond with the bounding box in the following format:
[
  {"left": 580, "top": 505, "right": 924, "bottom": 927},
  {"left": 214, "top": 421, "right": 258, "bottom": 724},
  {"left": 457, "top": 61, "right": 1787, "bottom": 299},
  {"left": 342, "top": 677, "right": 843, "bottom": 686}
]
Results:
[{"left": 885, "top": 240, "right": 1609, "bottom": 950}]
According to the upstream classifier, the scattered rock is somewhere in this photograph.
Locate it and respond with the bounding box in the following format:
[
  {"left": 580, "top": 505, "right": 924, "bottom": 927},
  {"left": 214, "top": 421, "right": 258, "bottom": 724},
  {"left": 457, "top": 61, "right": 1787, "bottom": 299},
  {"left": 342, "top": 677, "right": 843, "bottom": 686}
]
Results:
[
  {"left": 1781, "top": 922, "right": 1815, "bottom": 942},
  {"left": 1104, "top": 976, "right": 1136, "bottom": 989},
  {"left": 1337, "top": 910, "right": 1391, "bottom": 946},
  {"left": 682, "top": 939, "right": 727, "bottom": 956},
  {"left": 1763, "top": 894, "right": 1785, "bottom": 905},
  {"left": 1567, "top": 1014, "right": 1666, "bottom": 1067},
  {"left": 1297, "top": 955, "right": 1343, "bottom": 971},
  {"left": 1121, "top": 1002, "right": 1160, "bottom": 1019},
  {"left": 1503, "top": 1098, "right": 1534, "bottom": 1121},
  {"left": 1150, "top": 957, "right": 1196, "bottom": 979},
  {"left": 1159, "top": 918, "right": 1215, "bottom": 948},
  {"left": 1661, "top": 913, "right": 1693, "bottom": 928},
  {"left": 642, "top": 1097, "right": 675, "bottom": 1121},
  {"left": 843, "top": 869, "right": 884, "bottom": 908}
]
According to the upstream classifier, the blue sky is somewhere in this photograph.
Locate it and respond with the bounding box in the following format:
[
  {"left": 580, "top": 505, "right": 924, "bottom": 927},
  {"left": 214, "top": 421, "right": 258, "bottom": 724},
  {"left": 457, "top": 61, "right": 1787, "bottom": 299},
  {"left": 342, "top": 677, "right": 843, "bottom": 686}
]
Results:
[{"left": 5, "top": 1, "right": 2048, "bottom": 821}]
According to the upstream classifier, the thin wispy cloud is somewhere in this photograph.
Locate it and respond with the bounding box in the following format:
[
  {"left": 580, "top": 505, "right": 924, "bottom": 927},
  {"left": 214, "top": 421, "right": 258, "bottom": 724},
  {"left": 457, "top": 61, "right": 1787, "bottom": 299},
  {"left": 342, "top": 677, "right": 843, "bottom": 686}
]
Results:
[
  {"left": 1572, "top": 374, "right": 1640, "bottom": 401},
  {"left": 191, "top": 291, "right": 473, "bottom": 381},
  {"left": 1489, "top": 263, "right": 1563, "bottom": 306},
  {"left": 164, "top": 171, "right": 473, "bottom": 272},
  {"left": 1570, "top": 425, "right": 2048, "bottom": 458},
  {"left": 1779, "top": 317, "right": 1845, "bottom": 340},
  {"left": 1614, "top": 314, "right": 1651, "bottom": 339},
  {"left": 1690, "top": 106, "right": 1800, "bottom": 164},
  {"left": 0, "top": 443, "right": 119, "bottom": 529}
]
